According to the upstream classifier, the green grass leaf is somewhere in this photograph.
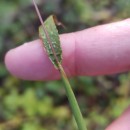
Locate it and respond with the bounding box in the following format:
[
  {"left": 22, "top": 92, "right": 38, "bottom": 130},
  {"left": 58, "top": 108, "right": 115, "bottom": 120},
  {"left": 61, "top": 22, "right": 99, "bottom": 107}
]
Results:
[{"left": 39, "top": 15, "right": 62, "bottom": 69}]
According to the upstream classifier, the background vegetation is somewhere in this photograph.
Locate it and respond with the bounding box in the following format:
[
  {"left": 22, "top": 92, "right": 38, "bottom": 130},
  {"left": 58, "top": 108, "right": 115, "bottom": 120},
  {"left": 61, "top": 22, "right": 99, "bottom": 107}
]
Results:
[{"left": 0, "top": 0, "right": 130, "bottom": 130}]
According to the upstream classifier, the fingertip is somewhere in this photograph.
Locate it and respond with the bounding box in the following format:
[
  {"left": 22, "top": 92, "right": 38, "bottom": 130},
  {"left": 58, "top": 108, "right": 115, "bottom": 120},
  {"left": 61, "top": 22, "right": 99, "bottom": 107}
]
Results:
[
  {"left": 5, "top": 48, "right": 12, "bottom": 75},
  {"left": 106, "top": 106, "right": 130, "bottom": 130},
  {"left": 5, "top": 40, "right": 60, "bottom": 80}
]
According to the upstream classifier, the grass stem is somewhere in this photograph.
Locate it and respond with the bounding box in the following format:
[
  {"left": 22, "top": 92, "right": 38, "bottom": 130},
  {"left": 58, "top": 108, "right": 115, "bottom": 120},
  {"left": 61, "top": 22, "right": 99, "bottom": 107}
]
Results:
[{"left": 58, "top": 63, "right": 87, "bottom": 130}]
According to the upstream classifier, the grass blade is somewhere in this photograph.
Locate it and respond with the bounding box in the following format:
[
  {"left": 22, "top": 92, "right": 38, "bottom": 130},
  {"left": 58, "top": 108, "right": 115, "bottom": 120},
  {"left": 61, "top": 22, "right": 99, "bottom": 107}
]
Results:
[{"left": 32, "top": 0, "right": 87, "bottom": 129}]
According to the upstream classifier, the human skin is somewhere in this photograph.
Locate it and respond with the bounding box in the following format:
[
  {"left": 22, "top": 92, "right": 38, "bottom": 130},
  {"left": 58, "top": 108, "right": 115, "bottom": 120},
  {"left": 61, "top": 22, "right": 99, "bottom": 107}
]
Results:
[{"left": 5, "top": 19, "right": 130, "bottom": 129}]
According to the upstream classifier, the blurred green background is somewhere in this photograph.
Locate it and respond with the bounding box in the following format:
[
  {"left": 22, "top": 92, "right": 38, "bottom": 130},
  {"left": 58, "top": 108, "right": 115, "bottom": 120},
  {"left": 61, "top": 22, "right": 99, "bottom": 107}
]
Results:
[{"left": 0, "top": 0, "right": 130, "bottom": 130}]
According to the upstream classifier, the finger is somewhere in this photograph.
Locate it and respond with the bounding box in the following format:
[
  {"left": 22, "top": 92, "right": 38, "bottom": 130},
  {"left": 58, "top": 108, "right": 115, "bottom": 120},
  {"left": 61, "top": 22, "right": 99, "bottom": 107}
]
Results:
[
  {"left": 5, "top": 34, "right": 76, "bottom": 81},
  {"left": 75, "top": 18, "right": 130, "bottom": 76},
  {"left": 5, "top": 19, "right": 130, "bottom": 80},
  {"left": 106, "top": 106, "right": 130, "bottom": 130}
]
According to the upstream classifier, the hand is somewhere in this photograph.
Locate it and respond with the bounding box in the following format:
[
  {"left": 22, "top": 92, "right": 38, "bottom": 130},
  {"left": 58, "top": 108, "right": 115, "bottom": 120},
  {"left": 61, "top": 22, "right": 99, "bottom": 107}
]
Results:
[{"left": 5, "top": 19, "right": 130, "bottom": 130}]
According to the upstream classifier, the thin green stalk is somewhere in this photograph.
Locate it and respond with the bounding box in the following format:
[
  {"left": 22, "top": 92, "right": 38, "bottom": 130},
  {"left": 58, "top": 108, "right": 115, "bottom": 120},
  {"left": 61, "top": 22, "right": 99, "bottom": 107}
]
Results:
[
  {"left": 32, "top": 1, "right": 87, "bottom": 129},
  {"left": 58, "top": 63, "right": 87, "bottom": 130}
]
